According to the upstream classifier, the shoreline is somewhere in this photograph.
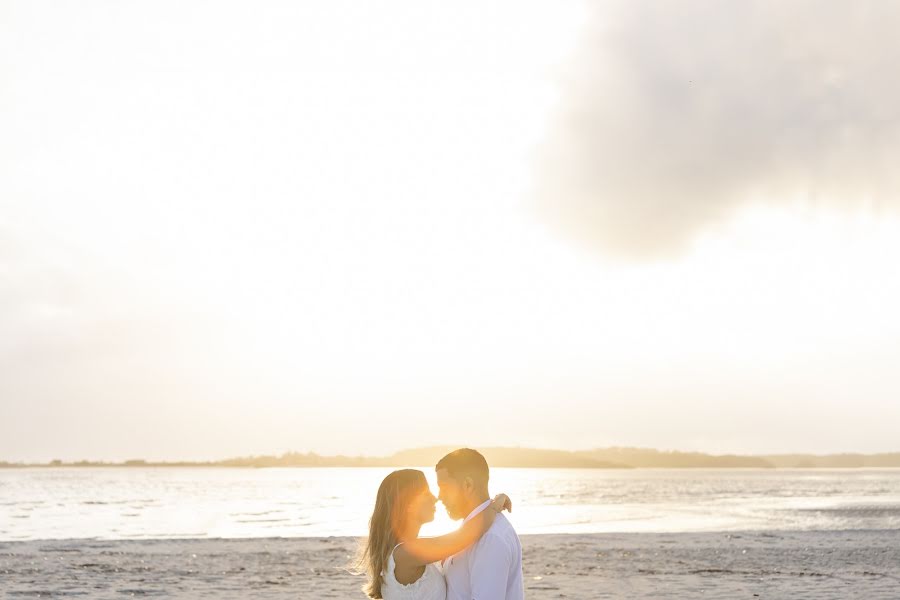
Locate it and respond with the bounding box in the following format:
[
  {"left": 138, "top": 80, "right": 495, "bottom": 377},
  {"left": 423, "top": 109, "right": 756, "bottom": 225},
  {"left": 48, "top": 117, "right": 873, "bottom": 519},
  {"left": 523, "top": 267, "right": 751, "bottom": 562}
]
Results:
[
  {"left": 2, "top": 526, "right": 899, "bottom": 544},
  {"left": 6, "top": 464, "right": 900, "bottom": 470},
  {"left": 3, "top": 530, "right": 899, "bottom": 598}
]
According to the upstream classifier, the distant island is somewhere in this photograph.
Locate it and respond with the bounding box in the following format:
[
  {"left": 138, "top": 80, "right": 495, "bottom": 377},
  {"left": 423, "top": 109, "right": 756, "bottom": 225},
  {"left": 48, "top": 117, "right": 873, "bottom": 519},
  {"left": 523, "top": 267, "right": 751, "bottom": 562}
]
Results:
[{"left": 3, "top": 446, "right": 900, "bottom": 469}]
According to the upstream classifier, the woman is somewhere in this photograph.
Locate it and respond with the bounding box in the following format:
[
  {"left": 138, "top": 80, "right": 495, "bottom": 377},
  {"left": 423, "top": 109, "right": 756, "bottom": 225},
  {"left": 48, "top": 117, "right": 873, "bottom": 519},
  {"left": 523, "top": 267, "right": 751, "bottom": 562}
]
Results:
[{"left": 357, "top": 469, "right": 511, "bottom": 599}]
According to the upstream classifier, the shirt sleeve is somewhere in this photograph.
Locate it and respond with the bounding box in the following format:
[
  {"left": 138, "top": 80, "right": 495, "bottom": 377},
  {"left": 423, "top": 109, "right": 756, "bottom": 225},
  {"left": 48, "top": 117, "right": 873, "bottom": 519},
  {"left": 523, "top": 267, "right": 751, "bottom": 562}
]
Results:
[{"left": 469, "top": 533, "right": 512, "bottom": 599}]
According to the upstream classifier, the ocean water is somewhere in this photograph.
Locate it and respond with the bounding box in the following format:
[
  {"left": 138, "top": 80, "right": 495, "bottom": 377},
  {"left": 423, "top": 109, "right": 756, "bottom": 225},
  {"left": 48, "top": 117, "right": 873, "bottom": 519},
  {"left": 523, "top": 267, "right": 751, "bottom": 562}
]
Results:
[{"left": 2, "top": 467, "right": 900, "bottom": 541}]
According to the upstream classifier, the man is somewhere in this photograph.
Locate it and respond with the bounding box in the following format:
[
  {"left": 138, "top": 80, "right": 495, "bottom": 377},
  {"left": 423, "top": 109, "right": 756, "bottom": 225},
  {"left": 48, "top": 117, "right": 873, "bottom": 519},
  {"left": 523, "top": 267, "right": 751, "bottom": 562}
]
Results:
[{"left": 436, "top": 448, "right": 524, "bottom": 600}]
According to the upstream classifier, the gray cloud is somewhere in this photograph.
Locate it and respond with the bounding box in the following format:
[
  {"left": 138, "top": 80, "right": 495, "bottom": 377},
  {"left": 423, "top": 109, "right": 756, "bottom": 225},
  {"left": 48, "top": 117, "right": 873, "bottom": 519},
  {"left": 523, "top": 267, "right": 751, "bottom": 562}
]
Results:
[{"left": 535, "top": 0, "right": 900, "bottom": 257}]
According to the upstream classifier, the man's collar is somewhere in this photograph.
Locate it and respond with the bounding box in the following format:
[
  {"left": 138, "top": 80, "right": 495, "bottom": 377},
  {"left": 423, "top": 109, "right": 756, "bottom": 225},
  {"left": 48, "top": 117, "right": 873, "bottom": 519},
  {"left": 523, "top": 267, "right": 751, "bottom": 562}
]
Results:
[{"left": 462, "top": 499, "right": 493, "bottom": 524}]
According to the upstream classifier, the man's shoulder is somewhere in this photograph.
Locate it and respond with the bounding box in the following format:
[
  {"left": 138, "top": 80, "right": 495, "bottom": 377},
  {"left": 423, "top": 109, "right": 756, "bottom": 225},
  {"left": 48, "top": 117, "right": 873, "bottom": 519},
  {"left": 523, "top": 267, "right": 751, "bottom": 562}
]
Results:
[
  {"left": 478, "top": 514, "right": 520, "bottom": 550},
  {"left": 493, "top": 513, "right": 520, "bottom": 535}
]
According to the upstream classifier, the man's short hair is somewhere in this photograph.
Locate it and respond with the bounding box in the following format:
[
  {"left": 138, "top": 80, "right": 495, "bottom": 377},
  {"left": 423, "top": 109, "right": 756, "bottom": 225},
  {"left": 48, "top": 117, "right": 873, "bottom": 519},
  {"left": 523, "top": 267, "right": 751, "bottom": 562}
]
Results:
[{"left": 436, "top": 448, "right": 489, "bottom": 488}]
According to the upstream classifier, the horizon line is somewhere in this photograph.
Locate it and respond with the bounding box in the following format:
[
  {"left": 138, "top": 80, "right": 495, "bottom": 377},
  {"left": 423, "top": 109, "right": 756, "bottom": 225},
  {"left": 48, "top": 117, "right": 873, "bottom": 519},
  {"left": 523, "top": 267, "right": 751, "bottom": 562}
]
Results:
[{"left": 4, "top": 445, "right": 900, "bottom": 468}]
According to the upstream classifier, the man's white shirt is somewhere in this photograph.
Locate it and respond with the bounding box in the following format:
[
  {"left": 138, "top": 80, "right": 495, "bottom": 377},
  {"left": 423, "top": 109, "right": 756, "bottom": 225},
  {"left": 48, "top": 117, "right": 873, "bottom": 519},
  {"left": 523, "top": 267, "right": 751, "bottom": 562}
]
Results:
[{"left": 443, "top": 499, "right": 524, "bottom": 600}]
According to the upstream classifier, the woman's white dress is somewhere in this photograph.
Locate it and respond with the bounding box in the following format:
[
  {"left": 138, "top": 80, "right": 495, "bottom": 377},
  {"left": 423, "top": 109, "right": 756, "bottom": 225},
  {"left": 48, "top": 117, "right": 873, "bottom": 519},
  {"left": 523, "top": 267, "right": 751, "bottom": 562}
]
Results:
[{"left": 380, "top": 543, "right": 447, "bottom": 600}]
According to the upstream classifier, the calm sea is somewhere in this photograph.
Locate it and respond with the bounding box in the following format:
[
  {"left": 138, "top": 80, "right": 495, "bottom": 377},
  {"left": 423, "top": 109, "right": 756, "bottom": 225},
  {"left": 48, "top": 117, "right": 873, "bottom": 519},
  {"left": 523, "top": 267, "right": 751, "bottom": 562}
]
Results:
[{"left": 2, "top": 467, "right": 900, "bottom": 541}]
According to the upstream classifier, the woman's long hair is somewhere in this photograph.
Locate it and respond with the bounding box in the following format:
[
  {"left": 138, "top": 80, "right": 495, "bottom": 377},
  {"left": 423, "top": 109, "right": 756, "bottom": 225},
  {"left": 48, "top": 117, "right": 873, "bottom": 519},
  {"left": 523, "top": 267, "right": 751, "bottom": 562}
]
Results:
[{"left": 356, "top": 469, "right": 428, "bottom": 599}]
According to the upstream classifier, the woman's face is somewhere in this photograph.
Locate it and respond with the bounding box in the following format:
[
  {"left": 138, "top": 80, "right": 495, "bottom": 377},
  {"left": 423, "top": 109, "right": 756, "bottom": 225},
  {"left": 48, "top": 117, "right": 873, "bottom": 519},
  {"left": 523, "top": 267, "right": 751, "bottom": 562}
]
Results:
[{"left": 407, "top": 485, "right": 438, "bottom": 525}]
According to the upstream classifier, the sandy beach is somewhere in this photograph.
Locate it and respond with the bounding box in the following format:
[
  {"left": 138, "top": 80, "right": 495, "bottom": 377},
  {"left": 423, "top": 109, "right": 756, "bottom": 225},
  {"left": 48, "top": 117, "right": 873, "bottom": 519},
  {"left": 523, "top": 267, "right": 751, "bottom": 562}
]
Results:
[{"left": 2, "top": 530, "right": 899, "bottom": 599}]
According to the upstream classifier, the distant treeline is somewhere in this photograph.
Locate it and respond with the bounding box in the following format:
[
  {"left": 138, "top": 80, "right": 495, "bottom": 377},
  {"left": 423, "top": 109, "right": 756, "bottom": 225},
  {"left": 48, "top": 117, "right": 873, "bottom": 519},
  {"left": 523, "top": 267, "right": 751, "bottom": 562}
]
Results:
[{"left": 4, "top": 447, "right": 900, "bottom": 469}]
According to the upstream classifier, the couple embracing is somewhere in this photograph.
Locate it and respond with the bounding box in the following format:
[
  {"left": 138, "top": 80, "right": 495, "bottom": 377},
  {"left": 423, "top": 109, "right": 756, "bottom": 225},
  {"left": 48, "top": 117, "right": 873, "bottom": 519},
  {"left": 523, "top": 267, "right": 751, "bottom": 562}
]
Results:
[{"left": 358, "top": 448, "right": 524, "bottom": 599}]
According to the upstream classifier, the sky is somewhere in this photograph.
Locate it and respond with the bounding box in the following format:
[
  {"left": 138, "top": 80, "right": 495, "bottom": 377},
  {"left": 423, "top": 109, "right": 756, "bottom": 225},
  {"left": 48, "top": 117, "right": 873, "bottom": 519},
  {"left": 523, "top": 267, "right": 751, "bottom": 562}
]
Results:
[{"left": 2, "top": 0, "right": 900, "bottom": 462}]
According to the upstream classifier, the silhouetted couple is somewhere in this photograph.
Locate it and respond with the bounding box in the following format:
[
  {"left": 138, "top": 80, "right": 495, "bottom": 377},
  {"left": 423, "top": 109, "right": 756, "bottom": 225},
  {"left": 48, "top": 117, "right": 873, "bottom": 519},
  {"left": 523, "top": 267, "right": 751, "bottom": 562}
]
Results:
[{"left": 358, "top": 448, "right": 524, "bottom": 599}]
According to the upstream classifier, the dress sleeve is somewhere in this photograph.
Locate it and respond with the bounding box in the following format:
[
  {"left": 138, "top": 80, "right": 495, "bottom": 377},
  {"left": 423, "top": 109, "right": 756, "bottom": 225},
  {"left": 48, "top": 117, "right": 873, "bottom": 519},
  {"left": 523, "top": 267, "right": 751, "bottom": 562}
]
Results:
[{"left": 468, "top": 533, "right": 512, "bottom": 599}]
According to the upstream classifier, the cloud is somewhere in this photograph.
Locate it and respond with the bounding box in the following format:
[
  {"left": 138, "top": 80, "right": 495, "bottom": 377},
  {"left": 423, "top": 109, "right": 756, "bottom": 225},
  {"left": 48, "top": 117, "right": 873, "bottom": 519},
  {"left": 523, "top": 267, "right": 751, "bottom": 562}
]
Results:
[{"left": 535, "top": 0, "right": 900, "bottom": 257}]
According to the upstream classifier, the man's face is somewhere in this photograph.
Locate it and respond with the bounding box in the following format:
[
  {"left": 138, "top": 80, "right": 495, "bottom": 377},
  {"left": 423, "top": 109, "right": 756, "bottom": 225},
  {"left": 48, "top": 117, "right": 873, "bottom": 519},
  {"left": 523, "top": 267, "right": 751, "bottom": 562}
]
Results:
[{"left": 436, "top": 468, "right": 466, "bottom": 521}]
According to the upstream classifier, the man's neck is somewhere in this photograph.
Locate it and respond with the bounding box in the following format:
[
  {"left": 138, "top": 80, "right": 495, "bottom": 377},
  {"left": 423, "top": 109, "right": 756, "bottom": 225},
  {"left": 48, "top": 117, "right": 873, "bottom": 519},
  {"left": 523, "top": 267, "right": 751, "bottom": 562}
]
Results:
[{"left": 461, "top": 494, "right": 491, "bottom": 521}]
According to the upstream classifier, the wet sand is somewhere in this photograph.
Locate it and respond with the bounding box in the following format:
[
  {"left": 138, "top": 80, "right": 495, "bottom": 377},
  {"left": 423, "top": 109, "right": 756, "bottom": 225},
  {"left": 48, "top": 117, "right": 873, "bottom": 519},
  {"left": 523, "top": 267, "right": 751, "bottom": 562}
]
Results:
[{"left": 2, "top": 530, "right": 899, "bottom": 598}]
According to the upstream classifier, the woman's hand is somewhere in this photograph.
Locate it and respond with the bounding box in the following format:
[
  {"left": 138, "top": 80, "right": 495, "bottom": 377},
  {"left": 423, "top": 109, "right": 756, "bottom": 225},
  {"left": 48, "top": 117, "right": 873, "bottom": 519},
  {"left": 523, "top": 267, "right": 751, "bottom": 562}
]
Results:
[{"left": 491, "top": 493, "right": 512, "bottom": 513}]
